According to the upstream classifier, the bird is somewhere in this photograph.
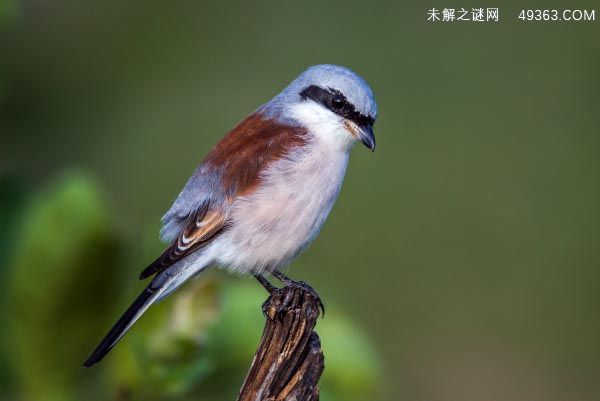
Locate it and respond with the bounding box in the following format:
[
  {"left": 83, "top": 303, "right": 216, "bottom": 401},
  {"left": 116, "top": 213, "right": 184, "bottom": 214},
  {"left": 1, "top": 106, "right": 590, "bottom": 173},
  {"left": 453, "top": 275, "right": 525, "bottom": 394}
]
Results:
[{"left": 84, "top": 64, "right": 377, "bottom": 367}]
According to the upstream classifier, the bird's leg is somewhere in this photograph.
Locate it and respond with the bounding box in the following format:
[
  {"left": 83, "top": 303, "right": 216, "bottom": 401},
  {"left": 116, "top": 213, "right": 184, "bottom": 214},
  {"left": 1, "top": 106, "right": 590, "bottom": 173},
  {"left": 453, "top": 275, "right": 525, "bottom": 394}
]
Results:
[
  {"left": 254, "top": 273, "right": 277, "bottom": 293},
  {"left": 272, "top": 270, "right": 325, "bottom": 316},
  {"left": 271, "top": 270, "right": 295, "bottom": 286},
  {"left": 254, "top": 273, "right": 285, "bottom": 320}
]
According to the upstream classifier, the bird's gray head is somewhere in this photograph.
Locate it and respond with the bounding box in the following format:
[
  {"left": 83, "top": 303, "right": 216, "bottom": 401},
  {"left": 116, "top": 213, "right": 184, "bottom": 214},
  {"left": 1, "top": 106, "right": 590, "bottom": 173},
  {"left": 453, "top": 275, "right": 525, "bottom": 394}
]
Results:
[{"left": 263, "top": 64, "right": 378, "bottom": 151}]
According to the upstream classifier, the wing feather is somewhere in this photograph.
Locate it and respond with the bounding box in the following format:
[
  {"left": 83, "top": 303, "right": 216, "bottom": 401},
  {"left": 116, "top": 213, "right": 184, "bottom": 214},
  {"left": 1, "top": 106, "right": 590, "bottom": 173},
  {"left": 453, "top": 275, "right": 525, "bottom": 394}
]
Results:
[
  {"left": 139, "top": 204, "right": 226, "bottom": 279},
  {"left": 141, "top": 111, "right": 307, "bottom": 279}
]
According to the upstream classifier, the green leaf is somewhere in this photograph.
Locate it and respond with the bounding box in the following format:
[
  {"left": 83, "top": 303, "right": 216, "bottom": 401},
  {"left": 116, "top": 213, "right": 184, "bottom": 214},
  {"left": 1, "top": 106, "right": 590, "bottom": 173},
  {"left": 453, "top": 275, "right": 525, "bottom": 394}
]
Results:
[{"left": 4, "top": 171, "right": 121, "bottom": 401}]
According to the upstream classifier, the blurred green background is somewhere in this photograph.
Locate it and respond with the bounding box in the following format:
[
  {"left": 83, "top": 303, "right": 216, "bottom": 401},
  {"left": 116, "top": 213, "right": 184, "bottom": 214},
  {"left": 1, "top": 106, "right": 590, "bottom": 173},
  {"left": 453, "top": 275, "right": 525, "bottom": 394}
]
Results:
[{"left": 1, "top": 1, "right": 599, "bottom": 400}]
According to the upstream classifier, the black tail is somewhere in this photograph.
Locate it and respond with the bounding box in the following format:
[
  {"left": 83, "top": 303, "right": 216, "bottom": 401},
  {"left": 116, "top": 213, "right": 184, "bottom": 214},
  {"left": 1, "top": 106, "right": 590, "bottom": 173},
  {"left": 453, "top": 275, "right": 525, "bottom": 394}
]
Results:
[{"left": 84, "top": 284, "right": 159, "bottom": 367}]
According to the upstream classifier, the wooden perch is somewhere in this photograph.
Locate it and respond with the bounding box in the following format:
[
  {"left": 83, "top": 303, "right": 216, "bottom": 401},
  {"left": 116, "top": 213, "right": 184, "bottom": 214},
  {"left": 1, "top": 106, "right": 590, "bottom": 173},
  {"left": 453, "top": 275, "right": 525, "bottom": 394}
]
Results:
[{"left": 237, "top": 285, "right": 325, "bottom": 401}]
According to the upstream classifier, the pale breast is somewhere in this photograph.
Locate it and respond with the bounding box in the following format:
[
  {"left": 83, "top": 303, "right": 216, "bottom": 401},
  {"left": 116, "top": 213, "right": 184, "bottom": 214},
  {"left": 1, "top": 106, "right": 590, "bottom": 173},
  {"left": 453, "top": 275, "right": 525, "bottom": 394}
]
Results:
[{"left": 215, "top": 139, "right": 350, "bottom": 273}]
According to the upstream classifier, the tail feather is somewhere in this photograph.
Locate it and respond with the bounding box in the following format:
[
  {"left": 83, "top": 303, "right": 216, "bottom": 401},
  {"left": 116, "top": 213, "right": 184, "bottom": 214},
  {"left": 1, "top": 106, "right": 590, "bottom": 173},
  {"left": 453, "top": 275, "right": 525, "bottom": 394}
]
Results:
[
  {"left": 155, "top": 263, "right": 210, "bottom": 303},
  {"left": 83, "top": 275, "right": 172, "bottom": 367},
  {"left": 84, "top": 256, "right": 212, "bottom": 368}
]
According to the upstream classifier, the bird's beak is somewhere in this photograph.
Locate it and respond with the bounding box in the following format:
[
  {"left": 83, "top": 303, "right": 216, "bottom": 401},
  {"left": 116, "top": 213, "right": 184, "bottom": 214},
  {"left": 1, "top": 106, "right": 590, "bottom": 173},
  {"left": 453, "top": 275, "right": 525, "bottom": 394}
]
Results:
[{"left": 358, "top": 125, "right": 376, "bottom": 151}]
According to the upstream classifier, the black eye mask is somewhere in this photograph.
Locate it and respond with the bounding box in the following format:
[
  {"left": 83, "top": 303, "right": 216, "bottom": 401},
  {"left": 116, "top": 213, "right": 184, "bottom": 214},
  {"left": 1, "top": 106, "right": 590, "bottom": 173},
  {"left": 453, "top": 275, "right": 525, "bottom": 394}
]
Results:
[{"left": 299, "top": 85, "right": 375, "bottom": 128}]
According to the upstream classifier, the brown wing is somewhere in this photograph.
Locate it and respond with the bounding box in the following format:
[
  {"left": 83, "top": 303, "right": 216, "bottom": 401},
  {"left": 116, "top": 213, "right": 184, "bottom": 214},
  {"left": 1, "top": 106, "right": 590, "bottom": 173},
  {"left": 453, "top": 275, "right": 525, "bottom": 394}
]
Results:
[
  {"left": 202, "top": 110, "right": 307, "bottom": 197},
  {"left": 139, "top": 203, "right": 226, "bottom": 279},
  {"left": 140, "top": 112, "right": 307, "bottom": 279}
]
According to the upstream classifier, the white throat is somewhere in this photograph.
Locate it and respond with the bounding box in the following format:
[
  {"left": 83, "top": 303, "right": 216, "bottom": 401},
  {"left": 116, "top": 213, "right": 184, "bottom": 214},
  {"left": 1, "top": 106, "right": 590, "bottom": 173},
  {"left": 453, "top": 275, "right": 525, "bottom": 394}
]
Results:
[{"left": 288, "top": 101, "right": 356, "bottom": 152}]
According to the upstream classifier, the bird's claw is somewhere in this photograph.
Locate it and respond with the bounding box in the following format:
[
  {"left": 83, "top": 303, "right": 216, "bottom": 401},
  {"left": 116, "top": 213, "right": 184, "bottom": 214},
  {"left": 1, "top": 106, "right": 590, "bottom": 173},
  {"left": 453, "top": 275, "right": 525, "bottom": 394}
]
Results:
[
  {"left": 286, "top": 280, "right": 325, "bottom": 317},
  {"left": 261, "top": 280, "right": 325, "bottom": 320}
]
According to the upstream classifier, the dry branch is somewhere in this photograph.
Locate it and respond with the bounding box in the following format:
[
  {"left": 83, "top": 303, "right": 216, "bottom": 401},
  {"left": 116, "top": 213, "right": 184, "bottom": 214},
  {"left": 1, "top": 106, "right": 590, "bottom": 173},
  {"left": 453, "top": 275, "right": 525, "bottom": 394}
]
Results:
[{"left": 237, "top": 286, "right": 325, "bottom": 401}]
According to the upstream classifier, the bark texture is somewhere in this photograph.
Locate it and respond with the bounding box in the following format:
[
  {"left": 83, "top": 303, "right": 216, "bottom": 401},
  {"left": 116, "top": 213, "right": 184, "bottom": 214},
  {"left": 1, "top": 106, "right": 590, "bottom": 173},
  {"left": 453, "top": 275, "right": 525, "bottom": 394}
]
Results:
[{"left": 237, "top": 286, "right": 324, "bottom": 401}]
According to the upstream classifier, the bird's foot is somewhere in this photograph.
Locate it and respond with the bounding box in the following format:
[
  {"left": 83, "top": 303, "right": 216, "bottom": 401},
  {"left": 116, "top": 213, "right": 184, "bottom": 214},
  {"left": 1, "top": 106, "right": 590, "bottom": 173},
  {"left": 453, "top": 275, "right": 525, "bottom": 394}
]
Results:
[
  {"left": 272, "top": 271, "right": 325, "bottom": 317},
  {"left": 287, "top": 280, "right": 325, "bottom": 317}
]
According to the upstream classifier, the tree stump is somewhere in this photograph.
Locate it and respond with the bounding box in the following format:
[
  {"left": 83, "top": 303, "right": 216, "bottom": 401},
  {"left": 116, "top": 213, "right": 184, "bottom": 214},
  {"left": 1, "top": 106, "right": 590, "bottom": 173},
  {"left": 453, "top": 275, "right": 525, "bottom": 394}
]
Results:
[{"left": 236, "top": 286, "right": 325, "bottom": 401}]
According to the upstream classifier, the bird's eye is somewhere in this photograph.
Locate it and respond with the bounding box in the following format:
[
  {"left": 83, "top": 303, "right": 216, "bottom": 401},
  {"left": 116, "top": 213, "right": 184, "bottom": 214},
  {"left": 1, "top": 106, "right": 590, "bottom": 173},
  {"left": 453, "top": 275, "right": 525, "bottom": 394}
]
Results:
[{"left": 331, "top": 95, "right": 344, "bottom": 109}]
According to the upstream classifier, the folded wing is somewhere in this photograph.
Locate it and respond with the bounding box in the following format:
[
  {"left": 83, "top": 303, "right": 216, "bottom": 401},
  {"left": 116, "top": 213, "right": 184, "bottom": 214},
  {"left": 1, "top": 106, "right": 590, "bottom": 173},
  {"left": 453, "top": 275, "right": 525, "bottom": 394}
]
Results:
[{"left": 142, "top": 111, "right": 308, "bottom": 279}]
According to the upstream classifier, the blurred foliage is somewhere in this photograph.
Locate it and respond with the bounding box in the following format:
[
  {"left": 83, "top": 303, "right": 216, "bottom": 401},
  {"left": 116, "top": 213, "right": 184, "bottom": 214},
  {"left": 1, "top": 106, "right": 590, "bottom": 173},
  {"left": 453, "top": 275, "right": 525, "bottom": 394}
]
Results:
[
  {"left": 0, "top": 174, "right": 27, "bottom": 270},
  {"left": 0, "top": 172, "right": 382, "bottom": 401},
  {"left": 1, "top": 1, "right": 599, "bottom": 400},
  {"left": 319, "top": 310, "right": 382, "bottom": 400},
  {"left": 0, "top": 175, "right": 28, "bottom": 395},
  {"left": 107, "top": 279, "right": 383, "bottom": 401},
  {"left": 3, "top": 172, "right": 121, "bottom": 401},
  {"left": 0, "top": 0, "right": 17, "bottom": 29}
]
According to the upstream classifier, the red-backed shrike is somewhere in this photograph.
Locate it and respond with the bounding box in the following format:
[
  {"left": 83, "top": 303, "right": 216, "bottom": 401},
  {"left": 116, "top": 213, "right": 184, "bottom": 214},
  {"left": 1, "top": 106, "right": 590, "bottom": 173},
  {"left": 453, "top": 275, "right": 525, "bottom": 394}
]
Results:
[{"left": 85, "top": 64, "right": 377, "bottom": 367}]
